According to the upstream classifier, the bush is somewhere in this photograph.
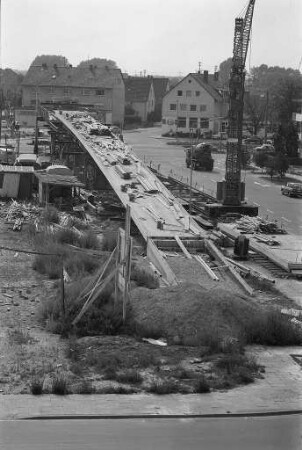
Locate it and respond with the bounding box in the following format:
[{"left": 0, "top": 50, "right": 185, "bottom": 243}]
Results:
[
  {"left": 215, "top": 353, "right": 259, "bottom": 376},
  {"left": 131, "top": 266, "right": 159, "bottom": 289},
  {"left": 244, "top": 310, "right": 302, "bottom": 346},
  {"left": 194, "top": 377, "right": 210, "bottom": 393},
  {"left": 78, "top": 230, "right": 100, "bottom": 249},
  {"left": 30, "top": 378, "right": 44, "bottom": 395},
  {"left": 51, "top": 375, "right": 68, "bottom": 395},
  {"left": 41, "top": 206, "right": 60, "bottom": 224}
]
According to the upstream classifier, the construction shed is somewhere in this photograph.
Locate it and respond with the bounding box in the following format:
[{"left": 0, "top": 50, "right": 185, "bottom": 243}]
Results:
[
  {"left": 0, "top": 165, "right": 34, "bottom": 200},
  {"left": 34, "top": 170, "right": 84, "bottom": 207}
]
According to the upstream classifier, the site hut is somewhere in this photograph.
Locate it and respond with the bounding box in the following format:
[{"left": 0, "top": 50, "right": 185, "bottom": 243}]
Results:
[
  {"left": 34, "top": 167, "right": 84, "bottom": 207},
  {"left": 161, "top": 70, "right": 228, "bottom": 136},
  {"left": 21, "top": 62, "right": 125, "bottom": 127},
  {"left": 0, "top": 165, "right": 34, "bottom": 200}
]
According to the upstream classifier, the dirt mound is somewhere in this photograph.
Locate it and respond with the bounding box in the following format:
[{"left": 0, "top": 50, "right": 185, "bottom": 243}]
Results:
[{"left": 130, "top": 283, "right": 261, "bottom": 344}]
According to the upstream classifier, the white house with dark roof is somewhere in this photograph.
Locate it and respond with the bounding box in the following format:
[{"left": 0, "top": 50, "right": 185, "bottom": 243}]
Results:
[
  {"left": 21, "top": 63, "right": 125, "bottom": 126},
  {"left": 161, "top": 71, "right": 228, "bottom": 135}
]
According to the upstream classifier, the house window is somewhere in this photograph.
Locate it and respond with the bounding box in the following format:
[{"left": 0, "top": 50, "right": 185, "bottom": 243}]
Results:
[
  {"left": 200, "top": 118, "right": 209, "bottom": 129},
  {"left": 189, "top": 117, "right": 198, "bottom": 129},
  {"left": 177, "top": 90, "right": 183, "bottom": 96},
  {"left": 200, "top": 104, "right": 207, "bottom": 112},
  {"left": 82, "top": 88, "right": 92, "bottom": 96},
  {"left": 170, "top": 104, "right": 177, "bottom": 111},
  {"left": 63, "top": 87, "right": 71, "bottom": 96},
  {"left": 180, "top": 103, "right": 187, "bottom": 111},
  {"left": 195, "top": 91, "right": 200, "bottom": 97},
  {"left": 186, "top": 90, "right": 192, "bottom": 97},
  {"left": 177, "top": 117, "right": 186, "bottom": 128},
  {"left": 0, "top": 173, "right": 4, "bottom": 189},
  {"left": 96, "top": 89, "right": 105, "bottom": 96},
  {"left": 190, "top": 104, "right": 197, "bottom": 111}
]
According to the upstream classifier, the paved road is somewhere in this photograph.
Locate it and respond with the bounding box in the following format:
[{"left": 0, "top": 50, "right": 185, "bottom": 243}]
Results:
[
  {"left": 124, "top": 128, "right": 302, "bottom": 236},
  {"left": 0, "top": 416, "right": 301, "bottom": 449}
]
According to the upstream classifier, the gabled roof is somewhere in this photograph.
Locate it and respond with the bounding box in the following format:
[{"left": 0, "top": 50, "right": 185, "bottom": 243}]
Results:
[
  {"left": 124, "top": 77, "right": 153, "bottom": 103},
  {"left": 152, "top": 77, "right": 170, "bottom": 102},
  {"left": 165, "top": 73, "right": 225, "bottom": 102},
  {"left": 22, "top": 65, "right": 123, "bottom": 89}
]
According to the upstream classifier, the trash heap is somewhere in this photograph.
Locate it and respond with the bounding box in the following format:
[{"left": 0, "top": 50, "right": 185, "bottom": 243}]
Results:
[{"left": 4, "top": 201, "right": 40, "bottom": 230}]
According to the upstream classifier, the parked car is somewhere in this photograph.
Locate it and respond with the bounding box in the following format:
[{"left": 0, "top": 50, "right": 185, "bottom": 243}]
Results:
[
  {"left": 281, "top": 182, "right": 302, "bottom": 198},
  {"left": 244, "top": 136, "right": 262, "bottom": 145},
  {"left": 212, "top": 132, "right": 228, "bottom": 140}
]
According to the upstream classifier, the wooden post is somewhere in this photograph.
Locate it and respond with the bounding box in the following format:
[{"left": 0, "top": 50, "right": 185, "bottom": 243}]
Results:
[
  {"left": 61, "top": 262, "right": 65, "bottom": 317},
  {"left": 123, "top": 205, "right": 131, "bottom": 321}
]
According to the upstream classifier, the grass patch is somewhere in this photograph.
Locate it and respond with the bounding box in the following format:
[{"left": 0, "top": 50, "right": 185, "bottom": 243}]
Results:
[
  {"left": 51, "top": 375, "right": 69, "bottom": 395},
  {"left": 147, "top": 379, "right": 180, "bottom": 395},
  {"left": 76, "top": 380, "right": 95, "bottom": 394},
  {"left": 101, "top": 231, "right": 117, "bottom": 251},
  {"left": 115, "top": 369, "right": 143, "bottom": 384},
  {"left": 7, "top": 328, "right": 35, "bottom": 345},
  {"left": 131, "top": 266, "right": 159, "bottom": 289},
  {"left": 244, "top": 309, "right": 302, "bottom": 346}
]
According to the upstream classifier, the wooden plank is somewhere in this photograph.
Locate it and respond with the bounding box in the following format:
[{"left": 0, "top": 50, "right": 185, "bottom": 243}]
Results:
[
  {"left": 194, "top": 254, "right": 219, "bottom": 281},
  {"left": 175, "top": 235, "right": 192, "bottom": 259},
  {"left": 147, "top": 238, "right": 178, "bottom": 286},
  {"left": 205, "top": 239, "right": 254, "bottom": 296}
]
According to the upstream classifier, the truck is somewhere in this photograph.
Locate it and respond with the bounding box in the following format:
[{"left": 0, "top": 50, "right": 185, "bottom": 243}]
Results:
[
  {"left": 185, "top": 143, "right": 214, "bottom": 171},
  {"left": 281, "top": 182, "right": 302, "bottom": 198}
]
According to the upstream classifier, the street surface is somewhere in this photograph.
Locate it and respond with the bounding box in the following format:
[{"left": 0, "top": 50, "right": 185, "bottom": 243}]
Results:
[
  {"left": 124, "top": 128, "right": 302, "bottom": 236},
  {"left": 1, "top": 415, "right": 301, "bottom": 450}
]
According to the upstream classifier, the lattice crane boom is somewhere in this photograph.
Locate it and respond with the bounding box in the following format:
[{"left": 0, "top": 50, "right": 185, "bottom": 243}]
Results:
[{"left": 220, "top": 0, "right": 256, "bottom": 206}]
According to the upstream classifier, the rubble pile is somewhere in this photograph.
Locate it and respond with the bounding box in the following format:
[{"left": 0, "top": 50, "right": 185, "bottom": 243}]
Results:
[{"left": 4, "top": 201, "right": 40, "bottom": 223}]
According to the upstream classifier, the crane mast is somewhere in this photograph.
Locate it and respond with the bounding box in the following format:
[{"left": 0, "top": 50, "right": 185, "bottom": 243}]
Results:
[{"left": 219, "top": 0, "right": 256, "bottom": 206}]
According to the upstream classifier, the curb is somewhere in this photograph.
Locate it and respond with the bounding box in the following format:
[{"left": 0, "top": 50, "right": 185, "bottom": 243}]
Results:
[{"left": 20, "top": 410, "right": 302, "bottom": 420}]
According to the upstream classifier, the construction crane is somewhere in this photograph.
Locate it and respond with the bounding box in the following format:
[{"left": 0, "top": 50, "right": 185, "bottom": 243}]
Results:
[{"left": 217, "top": 0, "right": 256, "bottom": 207}]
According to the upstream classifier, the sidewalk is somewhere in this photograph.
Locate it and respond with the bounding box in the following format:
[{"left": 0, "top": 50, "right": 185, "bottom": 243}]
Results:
[{"left": 1, "top": 347, "right": 301, "bottom": 419}]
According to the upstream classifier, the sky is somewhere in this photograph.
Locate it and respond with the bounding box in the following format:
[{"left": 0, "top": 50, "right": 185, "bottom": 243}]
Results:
[{"left": 1, "top": 0, "right": 301, "bottom": 75}]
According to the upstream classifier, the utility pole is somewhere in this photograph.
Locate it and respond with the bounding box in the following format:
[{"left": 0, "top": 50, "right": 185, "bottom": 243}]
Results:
[{"left": 264, "top": 90, "right": 269, "bottom": 144}]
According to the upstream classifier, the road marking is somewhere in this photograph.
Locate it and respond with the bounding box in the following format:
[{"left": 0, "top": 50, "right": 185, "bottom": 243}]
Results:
[
  {"left": 210, "top": 179, "right": 216, "bottom": 183},
  {"left": 254, "top": 182, "right": 269, "bottom": 187},
  {"left": 267, "top": 209, "right": 274, "bottom": 214},
  {"left": 253, "top": 202, "right": 260, "bottom": 206},
  {"left": 281, "top": 217, "right": 292, "bottom": 223}
]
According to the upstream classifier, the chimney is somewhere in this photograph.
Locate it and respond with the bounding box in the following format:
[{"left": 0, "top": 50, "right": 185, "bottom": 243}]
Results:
[
  {"left": 214, "top": 71, "right": 219, "bottom": 81},
  {"left": 203, "top": 70, "right": 208, "bottom": 83}
]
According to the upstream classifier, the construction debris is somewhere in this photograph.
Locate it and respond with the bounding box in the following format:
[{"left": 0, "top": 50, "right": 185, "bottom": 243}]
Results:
[{"left": 235, "top": 215, "right": 286, "bottom": 235}]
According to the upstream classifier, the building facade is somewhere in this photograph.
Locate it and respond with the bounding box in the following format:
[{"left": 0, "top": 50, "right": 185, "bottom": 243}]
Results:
[
  {"left": 22, "top": 64, "right": 125, "bottom": 126},
  {"left": 124, "top": 76, "right": 155, "bottom": 123},
  {"left": 162, "top": 71, "right": 228, "bottom": 135}
]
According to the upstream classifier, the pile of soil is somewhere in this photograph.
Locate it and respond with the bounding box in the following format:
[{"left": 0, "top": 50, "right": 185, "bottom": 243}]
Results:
[{"left": 130, "top": 283, "right": 261, "bottom": 343}]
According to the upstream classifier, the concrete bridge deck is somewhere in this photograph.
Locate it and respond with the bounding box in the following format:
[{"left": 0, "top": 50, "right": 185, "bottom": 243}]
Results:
[{"left": 51, "top": 111, "right": 205, "bottom": 243}]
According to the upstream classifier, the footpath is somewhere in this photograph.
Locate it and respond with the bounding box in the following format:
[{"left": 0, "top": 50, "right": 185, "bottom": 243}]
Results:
[{"left": 1, "top": 346, "right": 301, "bottom": 419}]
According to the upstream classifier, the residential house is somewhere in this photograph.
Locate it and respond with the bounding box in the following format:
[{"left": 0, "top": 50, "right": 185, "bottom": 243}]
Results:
[
  {"left": 152, "top": 77, "right": 170, "bottom": 121},
  {"left": 124, "top": 76, "right": 155, "bottom": 123},
  {"left": 21, "top": 63, "right": 125, "bottom": 126},
  {"left": 162, "top": 71, "right": 228, "bottom": 135}
]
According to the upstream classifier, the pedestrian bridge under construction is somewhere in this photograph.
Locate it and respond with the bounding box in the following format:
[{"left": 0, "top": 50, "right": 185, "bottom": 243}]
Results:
[{"left": 48, "top": 110, "right": 206, "bottom": 284}]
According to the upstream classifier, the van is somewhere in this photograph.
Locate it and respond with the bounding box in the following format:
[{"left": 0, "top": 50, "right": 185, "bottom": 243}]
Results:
[{"left": 15, "top": 154, "right": 41, "bottom": 170}]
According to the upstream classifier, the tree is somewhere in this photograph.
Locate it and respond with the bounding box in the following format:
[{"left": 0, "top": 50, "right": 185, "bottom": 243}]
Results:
[
  {"left": 77, "top": 58, "right": 118, "bottom": 69},
  {"left": 274, "top": 123, "right": 299, "bottom": 158},
  {"left": 30, "top": 55, "right": 69, "bottom": 67},
  {"left": 219, "top": 58, "right": 232, "bottom": 87},
  {"left": 244, "top": 92, "right": 266, "bottom": 135},
  {"left": 248, "top": 65, "right": 302, "bottom": 127},
  {"left": 254, "top": 150, "right": 269, "bottom": 168}
]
